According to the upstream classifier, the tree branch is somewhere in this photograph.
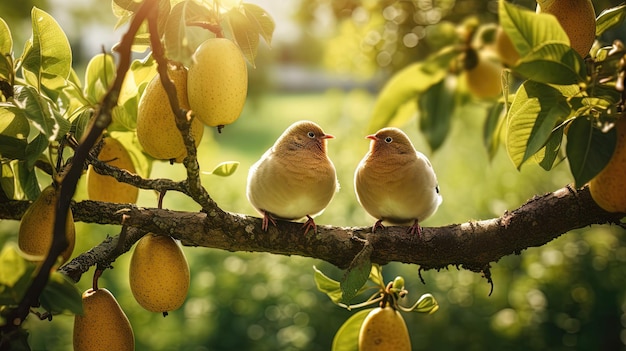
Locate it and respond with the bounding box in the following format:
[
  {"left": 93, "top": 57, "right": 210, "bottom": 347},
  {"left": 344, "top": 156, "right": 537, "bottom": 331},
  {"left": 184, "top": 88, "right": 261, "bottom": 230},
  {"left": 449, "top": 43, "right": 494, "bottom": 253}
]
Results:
[{"left": 2, "top": 185, "right": 621, "bottom": 283}]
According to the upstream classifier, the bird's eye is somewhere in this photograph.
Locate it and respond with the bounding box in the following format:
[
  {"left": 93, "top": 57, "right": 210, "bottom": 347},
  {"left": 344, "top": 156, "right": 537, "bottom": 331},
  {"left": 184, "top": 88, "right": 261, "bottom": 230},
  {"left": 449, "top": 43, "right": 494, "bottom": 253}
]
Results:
[
  {"left": 307, "top": 131, "right": 316, "bottom": 138},
  {"left": 384, "top": 136, "right": 393, "bottom": 143}
]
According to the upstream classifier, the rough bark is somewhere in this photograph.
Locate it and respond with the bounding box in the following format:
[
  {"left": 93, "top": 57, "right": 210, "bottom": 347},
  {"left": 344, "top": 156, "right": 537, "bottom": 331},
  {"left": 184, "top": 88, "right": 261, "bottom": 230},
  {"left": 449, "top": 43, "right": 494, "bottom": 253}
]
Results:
[{"left": 1, "top": 184, "right": 622, "bottom": 283}]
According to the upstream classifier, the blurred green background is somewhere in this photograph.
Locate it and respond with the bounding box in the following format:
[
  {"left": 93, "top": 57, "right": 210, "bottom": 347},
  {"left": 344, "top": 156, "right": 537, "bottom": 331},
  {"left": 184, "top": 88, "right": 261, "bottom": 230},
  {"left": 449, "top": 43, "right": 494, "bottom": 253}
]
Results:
[{"left": 2, "top": 0, "right": 626, "bottom": 350}]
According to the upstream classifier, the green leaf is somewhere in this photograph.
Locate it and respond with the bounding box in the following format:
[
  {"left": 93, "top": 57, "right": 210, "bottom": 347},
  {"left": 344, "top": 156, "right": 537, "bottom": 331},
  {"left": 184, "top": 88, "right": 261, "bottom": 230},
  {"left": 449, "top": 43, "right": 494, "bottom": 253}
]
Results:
[
  {"left": 13, "top": 85, "right": 70, "bottom": 142},
  {"left": 537, "top": 123, "right": 565, "bottom": 171},
  {"left": 483, "top": 101, "right": 506, "bottom": 160},
  {"left": 596, "top": 4, "right": 626, "bottom": 37},
  {"left": 243, "top": 3, "right": 275, "bottom": 46},
  {"left": 0, "top": 105, "right": 29, "bottom": 160},
  {"left": 225, "top": 7, "right": 260, "bottom": 67},
  {"left": 408, "top": 293, "right": 439, "bottom": 314},
  {"left": 418, "top": 75, "right": 456, "bottom": 151},
  {"left": 1, "top": 162, "right": 16, "bottom": 199},
  {"left": 368, "top": 264, "right": 384, "bottom": 288},
  {"left": 204, "top": 161, "right": 240, "bottom": 177},
  {"left": 369, "top": 47, "right": 458, "bottom": 133},
  {"left": 506, "top": 81, "right": 572, "bottom": 168},
  {"left": 0, "top": 17, "right": 13, "bottom": 83},
  {"left": 514, "top": 42, "right": 586, "bottom": 85},
  {"left": 16, "top": 160, "right": 41, "bottom": 200},
  {"left": 25, "top": 133, "right": 49, "bottom": 169},
  {"left": 21, "top": 7, "right": 72, "bottom": 87},
  {"left": 313, "top": 265, "right": 342, "bottom": 304},
  {"left": 109, "top": 131, "right": 152, "bottom": 178},
  {"left": 566, "top": 116, "right": 616, "bottom": 187},
  {"left": 331, "top": 308, "right": 372, "bottom": 351},
  {"left": 341, "top": 242, "right": 373, "bottom": 304},
  {"left": 164, "top": 0, "right": 214, "bottom": 67},
  {"left": 84, "top": 53, "right": 115, "bottom": 105},
  {"left": 499, "top": 1, "right": 569, "bottom": 59},
  {"left": 40, "top": 271, "right": 83, "bottom": 315},
  {"left": 0, "top": 243, "right": 37, "bottom": 305}
]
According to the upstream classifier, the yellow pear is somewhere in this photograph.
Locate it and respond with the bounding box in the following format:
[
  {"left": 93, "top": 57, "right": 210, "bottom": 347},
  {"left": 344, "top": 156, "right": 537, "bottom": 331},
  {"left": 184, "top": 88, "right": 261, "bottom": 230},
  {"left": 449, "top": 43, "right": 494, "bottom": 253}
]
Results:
[
  {"left": 18, "top": 184, "right": 75, "bottom": 264},
  {"left": 129, "top": 233, "right": 190, "bottom": 313},
  {"left": 494, "top": 26, "right": 520, "bottom": 67},
  {"left": 137, "top": 65, "right": 204, "bottom": 162},
  {"left": 187, "top": 38, "right": 248, "bottom": 129},
  {"left": 358, "top": 306, "right": 411, "bottom": 351},
  {"left": 86, "top": 137, "right": 139, "bottom": 203},
  {"left": 73, "top": 288, "right": 134, "bottom": 351},
  {"left": 589, "top": 119, "right": 626, "bottom": 213},
  {"left": 465, "top": 49, "right": 503, "bottom": 99},
  {"left": 536, "top": 0, "right": 596, "bottom": 57}
]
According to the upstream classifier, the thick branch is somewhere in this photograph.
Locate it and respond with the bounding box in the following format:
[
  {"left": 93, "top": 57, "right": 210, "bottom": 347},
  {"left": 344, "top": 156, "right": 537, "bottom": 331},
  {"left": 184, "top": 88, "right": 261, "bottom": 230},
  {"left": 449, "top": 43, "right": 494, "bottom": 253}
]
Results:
[{"left": 2, "top": 185, "right": 621, "bottom": 283}]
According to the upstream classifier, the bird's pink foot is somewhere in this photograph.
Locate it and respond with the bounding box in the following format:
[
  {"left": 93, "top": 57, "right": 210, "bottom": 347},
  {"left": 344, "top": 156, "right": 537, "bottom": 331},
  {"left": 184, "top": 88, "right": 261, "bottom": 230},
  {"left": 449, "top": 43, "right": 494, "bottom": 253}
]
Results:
[
  {"left": 407, "top": 219, "right": 422, "bottom": 237},
  {"left": 262, "top": 211, "right": 277, "bottom": 231},
  {"left": 302, "top": 215, "right": 317, "bottom": 235},
  {"left": 372, "top": 219, "right": 385, "bottom": 233}
]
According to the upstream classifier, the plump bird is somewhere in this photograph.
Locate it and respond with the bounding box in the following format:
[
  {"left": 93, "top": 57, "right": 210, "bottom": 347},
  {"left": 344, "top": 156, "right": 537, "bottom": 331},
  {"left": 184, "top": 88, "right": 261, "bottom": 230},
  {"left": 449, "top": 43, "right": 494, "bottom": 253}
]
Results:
[
  {"left": 247, "top": 120, "right": 338, "bottom": 234},
  {"left": 354, "top": 127, "right": 442, "bottom": 236}
]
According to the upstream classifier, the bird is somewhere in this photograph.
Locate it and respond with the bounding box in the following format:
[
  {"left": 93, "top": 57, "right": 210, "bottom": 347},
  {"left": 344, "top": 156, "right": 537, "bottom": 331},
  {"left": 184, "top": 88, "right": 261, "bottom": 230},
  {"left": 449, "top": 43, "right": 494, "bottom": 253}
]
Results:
[
  {"left": 354, "top": 127, "right": 442, "bottom": 236},
  {"left": 246, "top": 120, "right": 338, "bottom": 234}
]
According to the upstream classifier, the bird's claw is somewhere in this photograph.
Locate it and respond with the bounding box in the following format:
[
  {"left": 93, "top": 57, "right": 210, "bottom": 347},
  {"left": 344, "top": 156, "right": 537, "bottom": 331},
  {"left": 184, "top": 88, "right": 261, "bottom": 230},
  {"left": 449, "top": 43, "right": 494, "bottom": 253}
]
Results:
[
  {"left": 408, "top": 219, "right": 422, "bottom": 238},
  {"left": 302, "top": 215, "right": 317, "bottom": 235},
  {"left": 372, "top": 219, "right": 385, "bottom": 233},
  {"left": 261, "top": 211, "right": 277, "bottom": 231}
]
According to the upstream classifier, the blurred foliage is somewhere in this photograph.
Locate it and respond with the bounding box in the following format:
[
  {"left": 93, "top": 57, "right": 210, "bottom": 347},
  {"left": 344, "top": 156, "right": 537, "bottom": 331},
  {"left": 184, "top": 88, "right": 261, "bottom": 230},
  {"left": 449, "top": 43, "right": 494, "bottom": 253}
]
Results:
[{"left": 1, "top": 0, "right": 626, "bottom": 350}]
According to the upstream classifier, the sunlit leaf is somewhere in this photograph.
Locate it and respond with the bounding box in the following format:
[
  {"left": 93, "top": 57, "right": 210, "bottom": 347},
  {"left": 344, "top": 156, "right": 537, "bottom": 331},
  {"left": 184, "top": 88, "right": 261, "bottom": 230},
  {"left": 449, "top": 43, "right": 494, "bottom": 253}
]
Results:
[
  {"left": 165, "top": 0, "right": 214, "bottom": 67},
  {"left": 40, "top": 271, "right": 83, "bottom": 315},
  {"left": 313, "top": 265, "right": 342, "bottom": 304},
  {"left": 13, "top": 85, "right": 71, "bottom": 142},
  {"left": 109, "top": 130, "right": 152, "bottom": 178},
  {"left": 514, "top": 42, "right": 586, "bottom": 85},
  {"left": 0, "top": 243, "right": 37, "bottom": 305},
  {"left": 21, "top": 7, "right": 72, "bottom": 87},
  {"left": 84, "top": 53, "right": 115, "bottom": 105},
  {"left": 341, "top": 242, "right": 373, "bottom": 304},
  {"left": 1, "top": 162, "right": 15, "bottom": 199},
  {"left": 418, "top": 75, "right": 457, "bottom": 151},
  {"left": 243, "top": 3, "right": 275, "bottom": 46},
  {"left": 225, "top": 7, "right": 260, "bottom": 67},
  {"left": 566, "top": 116, "right": 616, "bottom": 187},
  {"left": 369, "top": 47, "right": 458, "bottom": 133},
  {"left": 499, "top": 0, "right": 569, "bottom": 58},
  {"left": 204, "top": 161, "right": 239, "bottom": 177},
  {"left": 596, "top": 4, "right": 626, "bottom": 37},
  {"left": 0, "top": 106, "right": 29, "bottom": 160},
  {"left": 368, "top": 264, "right": 384, "bottom": 288},
  {"left": 331, "top": 308, "right": 372, "bottom": 351},
  {"left": 506, "top": 81, "right": 573, "bottom": 168},
  {"left": 0, "top": 17, "right": 12, "bottom": 82}
]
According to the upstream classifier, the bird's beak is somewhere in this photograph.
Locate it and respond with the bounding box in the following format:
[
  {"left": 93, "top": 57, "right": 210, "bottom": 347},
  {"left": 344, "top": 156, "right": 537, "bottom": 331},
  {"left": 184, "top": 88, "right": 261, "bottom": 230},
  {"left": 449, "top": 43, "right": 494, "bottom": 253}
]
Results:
[
  {"left": 321, "top": 134, "right": 334, "bottom": 139},
  {"left": 366, "top": 134, "right": 377, "bottom": 141}
]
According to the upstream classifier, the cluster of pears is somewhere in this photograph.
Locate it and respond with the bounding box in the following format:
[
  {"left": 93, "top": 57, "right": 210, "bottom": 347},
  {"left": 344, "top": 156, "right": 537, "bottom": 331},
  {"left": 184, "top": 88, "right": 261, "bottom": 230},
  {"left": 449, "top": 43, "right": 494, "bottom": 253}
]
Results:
[
  {"left": 137, "top": 37, "right": 248, "bottom": 163},
  {"left": 18, "top": 184, "right": 75, "bottom": 265}
]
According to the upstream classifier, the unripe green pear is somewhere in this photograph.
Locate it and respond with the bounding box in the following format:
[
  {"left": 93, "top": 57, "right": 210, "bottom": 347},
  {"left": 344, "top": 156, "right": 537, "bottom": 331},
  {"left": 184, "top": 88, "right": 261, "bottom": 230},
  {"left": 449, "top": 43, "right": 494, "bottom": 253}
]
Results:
[
  {"left": 86, "top": 137, "right": 139, "bottom": 203},
  {"left": 137, "top": 65, "right": 204, "bottom": 162},
  {"left": 18, "top": 185, "right": 75, "bottom": 264},
  {"left": 358, "top": 306, "right": 411, "bottom": 351},
  {"left": 129, "top": 233, "right": 190, "bottom": 313},
  {"left": 73, "top": 288, "right": 134, "bottom": 351},
  {"left": 187, "top": 38, "right": 248, "bottom": 129}
]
